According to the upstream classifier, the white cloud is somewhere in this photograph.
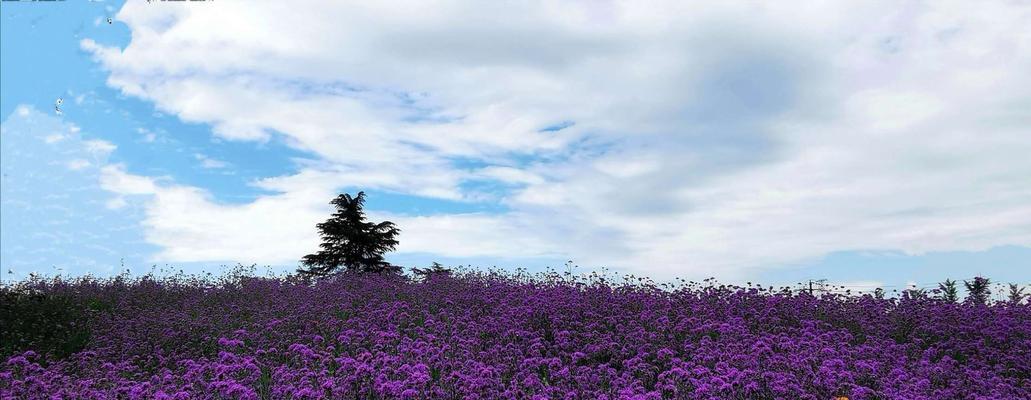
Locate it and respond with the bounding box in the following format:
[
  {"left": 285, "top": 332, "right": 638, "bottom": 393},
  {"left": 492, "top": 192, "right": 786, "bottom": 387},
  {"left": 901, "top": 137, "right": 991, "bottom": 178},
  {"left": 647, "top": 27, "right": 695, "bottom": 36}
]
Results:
[
  {"left": 97, "top": 166, "right": 333, "bottom": 264},
  {"left": 67, "top": 159, "right": 91, "bottom": 171},
  {"left": 81, "top": 1, "right": 1031, "bottom": 278},
  {"left": 84, "top": 139, "right": 116, "bottom": 156},
  {"left": 100, "top": 164, "right": 157, "bottom": 195},
  {"left": 386, "top": 212, "right": 563, "bottom": 258},
  {"left": 105, "top": 197, "right": 128, "bottom": 210},
  {"left": 193, "top": 153, "right": 229, "bottom": 169},
  {"left": 474, "top": 166, "right": 544, "bottom": 185},
  {"left": 136, "top": 127, "right": 158, "bottom": 142}
]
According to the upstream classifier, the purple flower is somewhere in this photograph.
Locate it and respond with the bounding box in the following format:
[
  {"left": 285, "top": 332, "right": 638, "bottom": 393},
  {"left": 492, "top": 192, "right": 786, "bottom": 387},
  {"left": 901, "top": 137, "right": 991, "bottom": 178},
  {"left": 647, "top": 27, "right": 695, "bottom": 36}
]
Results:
[{"left": 1, "top": 271, "right": 1027, "bottom": 399}]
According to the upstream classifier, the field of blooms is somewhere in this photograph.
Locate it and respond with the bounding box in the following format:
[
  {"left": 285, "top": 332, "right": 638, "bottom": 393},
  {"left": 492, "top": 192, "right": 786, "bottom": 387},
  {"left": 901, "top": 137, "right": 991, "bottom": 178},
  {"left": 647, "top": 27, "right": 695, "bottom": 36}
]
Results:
[{"left": 1, "top": 269, "right": 1028, "bottom": 400}]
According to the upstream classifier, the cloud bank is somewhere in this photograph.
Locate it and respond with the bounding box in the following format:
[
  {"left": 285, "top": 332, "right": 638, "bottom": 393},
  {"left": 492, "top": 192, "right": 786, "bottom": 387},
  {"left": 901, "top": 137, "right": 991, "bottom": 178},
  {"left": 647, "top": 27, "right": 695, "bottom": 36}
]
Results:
[{"left": 85, "top": 1, "right": 1031, "bottom": 278}]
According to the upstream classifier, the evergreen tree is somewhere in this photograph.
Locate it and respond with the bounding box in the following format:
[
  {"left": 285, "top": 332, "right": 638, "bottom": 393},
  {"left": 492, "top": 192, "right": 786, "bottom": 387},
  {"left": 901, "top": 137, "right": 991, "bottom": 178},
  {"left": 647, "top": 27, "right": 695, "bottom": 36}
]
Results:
[
  {"left": 873, "top": 288, "right": 885, "bottom": 300},
  {"left": 1008, "top": 284, "right": 1027, "bottom": 305},
  {"left": 299, "top": 192, "right": 401, "bottom": 277},
  {"left": 937, "top": 279, "right": 959, "bottom": 303},
  {"left": 963, "top": 276, "right": 991, "bottom": 305},
  {"left": 411, "top": 262, "right": 452, "bottom": 281},
  {"left": 903, "top": 287, "right": 927, "bottom": 300}
]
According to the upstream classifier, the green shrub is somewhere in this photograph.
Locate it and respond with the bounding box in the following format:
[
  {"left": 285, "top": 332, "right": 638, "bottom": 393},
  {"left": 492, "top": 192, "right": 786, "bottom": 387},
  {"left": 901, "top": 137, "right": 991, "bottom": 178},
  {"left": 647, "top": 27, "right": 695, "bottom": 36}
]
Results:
[{"left": 0, "top": 288, "right": 100, "bottom": 362}]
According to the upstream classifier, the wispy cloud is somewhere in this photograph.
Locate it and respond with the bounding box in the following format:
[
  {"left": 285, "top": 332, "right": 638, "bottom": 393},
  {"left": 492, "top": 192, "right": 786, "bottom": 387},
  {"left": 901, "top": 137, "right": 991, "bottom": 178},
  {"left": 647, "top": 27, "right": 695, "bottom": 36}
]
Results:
[
  {"left": 66, "top": 159, "right": 91, "bottom": 171},
  {"left": 1, "top": 106, "right": 152, "bottom": 276},
  {"left": 193, "top": 153, "right": 228, "bottom": 169}
]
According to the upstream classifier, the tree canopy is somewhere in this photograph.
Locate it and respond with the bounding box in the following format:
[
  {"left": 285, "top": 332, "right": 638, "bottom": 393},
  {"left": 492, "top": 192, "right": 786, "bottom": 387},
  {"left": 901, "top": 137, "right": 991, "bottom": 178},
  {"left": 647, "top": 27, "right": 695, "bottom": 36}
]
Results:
[
  {"left": 411, "top": 262, "right": 453, "bottom": 281},
  {"left": 963, "top": 276, "right": 991, "bottom": 305},
  {"left": 298, "top": 192, "right": 401, "bottom": 277}
]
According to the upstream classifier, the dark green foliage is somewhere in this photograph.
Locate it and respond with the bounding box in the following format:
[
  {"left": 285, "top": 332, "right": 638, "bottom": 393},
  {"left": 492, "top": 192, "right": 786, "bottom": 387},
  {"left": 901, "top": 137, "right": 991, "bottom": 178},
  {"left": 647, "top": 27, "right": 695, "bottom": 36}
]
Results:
[
  {"left": 873, "top": 287, "right": 885, "bottom": 300},
  {"left": 964, "top": 276, "right": 991, "bottom": 305},
  {"left": 938, "top": 279, "right": 959, "bottom": 303},
  {"left": 0, "top": 286, "right": 104, "bottom": 362},
  {"left": 298, "top": 192, "right": 401, "bottom": 277},
  {"left": 411, "top": 262, "right": 452, "bottom": 280},
  {"left": 1008, "top": 284, "right": 1026, "bottom": 305}
]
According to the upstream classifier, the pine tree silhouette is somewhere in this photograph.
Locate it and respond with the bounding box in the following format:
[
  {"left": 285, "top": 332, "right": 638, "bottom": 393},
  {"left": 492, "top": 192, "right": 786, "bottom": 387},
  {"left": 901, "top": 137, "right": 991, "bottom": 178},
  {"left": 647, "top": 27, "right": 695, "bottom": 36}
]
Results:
[
  {"left": 299, "top": 192, "right": 401, "bottom": 276},
  {"left": 937, "top": 279, "right": 959, "bottom": 303},
  {"left": 963, "top": 276, "right": 991, "bottom": 305},
  {"left": 1007, "top": 283, "right": 1026, "bottom": 305},
  {"left": 411, "top": 262, "right": 452, "bottom": 281}
]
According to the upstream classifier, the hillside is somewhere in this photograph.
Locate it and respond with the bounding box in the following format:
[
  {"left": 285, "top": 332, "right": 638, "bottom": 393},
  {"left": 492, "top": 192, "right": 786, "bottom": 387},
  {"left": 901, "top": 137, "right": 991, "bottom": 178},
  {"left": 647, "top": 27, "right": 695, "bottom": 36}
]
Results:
[{"left": 2, "top": 271, "right": 1028, "bottom": 399}]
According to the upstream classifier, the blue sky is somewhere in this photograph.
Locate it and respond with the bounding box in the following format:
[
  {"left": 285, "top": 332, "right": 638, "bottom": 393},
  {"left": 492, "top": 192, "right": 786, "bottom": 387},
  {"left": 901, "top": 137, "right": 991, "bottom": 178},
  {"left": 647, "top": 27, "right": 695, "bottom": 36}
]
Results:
[{"left": 1, "top": 1, "right": 1029, "bottom": 291}]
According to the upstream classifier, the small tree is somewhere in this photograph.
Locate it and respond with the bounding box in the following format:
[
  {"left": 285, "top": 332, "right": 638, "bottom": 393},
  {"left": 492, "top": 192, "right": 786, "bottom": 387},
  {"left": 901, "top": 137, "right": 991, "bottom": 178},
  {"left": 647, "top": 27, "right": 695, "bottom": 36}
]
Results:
[
  {"left": 903, "top": 287, "right": 927, "bottom": 300},
  {"left": 299, "top": 192, "right": 401, "bottom": 277},
  {"left": 1008, "top": 284, "right": 1027, "bottom": 305},
  {"left": 963, "top": 276, "right": 991, "bottom": 305},
  {"left": 938, "top": 279, "right": 959, "bottom": 303},
  {"left": 411, "top": 262, "right": 452, "bottom": 281}
]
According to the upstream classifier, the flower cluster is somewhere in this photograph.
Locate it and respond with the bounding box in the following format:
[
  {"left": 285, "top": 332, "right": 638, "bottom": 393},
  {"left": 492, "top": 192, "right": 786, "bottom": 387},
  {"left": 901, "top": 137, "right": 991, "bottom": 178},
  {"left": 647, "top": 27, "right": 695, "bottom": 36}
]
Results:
[{"left": 1, "top": 271, "right": 1028, "bottom": 399}]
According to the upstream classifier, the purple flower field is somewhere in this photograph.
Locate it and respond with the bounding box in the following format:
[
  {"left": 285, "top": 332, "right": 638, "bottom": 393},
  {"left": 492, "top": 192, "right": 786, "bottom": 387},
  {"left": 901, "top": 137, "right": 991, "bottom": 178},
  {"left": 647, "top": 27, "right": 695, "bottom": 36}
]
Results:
[{"left": 1, "top": 270, "right": 1028, "bottom": 399}]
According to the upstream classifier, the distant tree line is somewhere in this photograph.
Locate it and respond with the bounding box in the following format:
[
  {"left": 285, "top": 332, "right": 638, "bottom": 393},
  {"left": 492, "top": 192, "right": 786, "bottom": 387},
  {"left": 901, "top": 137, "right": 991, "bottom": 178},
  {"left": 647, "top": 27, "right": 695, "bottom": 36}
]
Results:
[
  {"left": 299, "top": 192, "right": 1026, "bottom": 303},
  {"left": 932, "top": 276, "right": 1026, "bottom": 305}
]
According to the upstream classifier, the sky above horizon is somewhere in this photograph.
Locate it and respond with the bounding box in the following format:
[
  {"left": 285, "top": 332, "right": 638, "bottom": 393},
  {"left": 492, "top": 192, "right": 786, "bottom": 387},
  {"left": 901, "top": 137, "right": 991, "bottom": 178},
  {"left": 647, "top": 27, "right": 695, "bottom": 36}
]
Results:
[{"left": 1, "top": 0, "right": 1029, "bottom": 292}]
